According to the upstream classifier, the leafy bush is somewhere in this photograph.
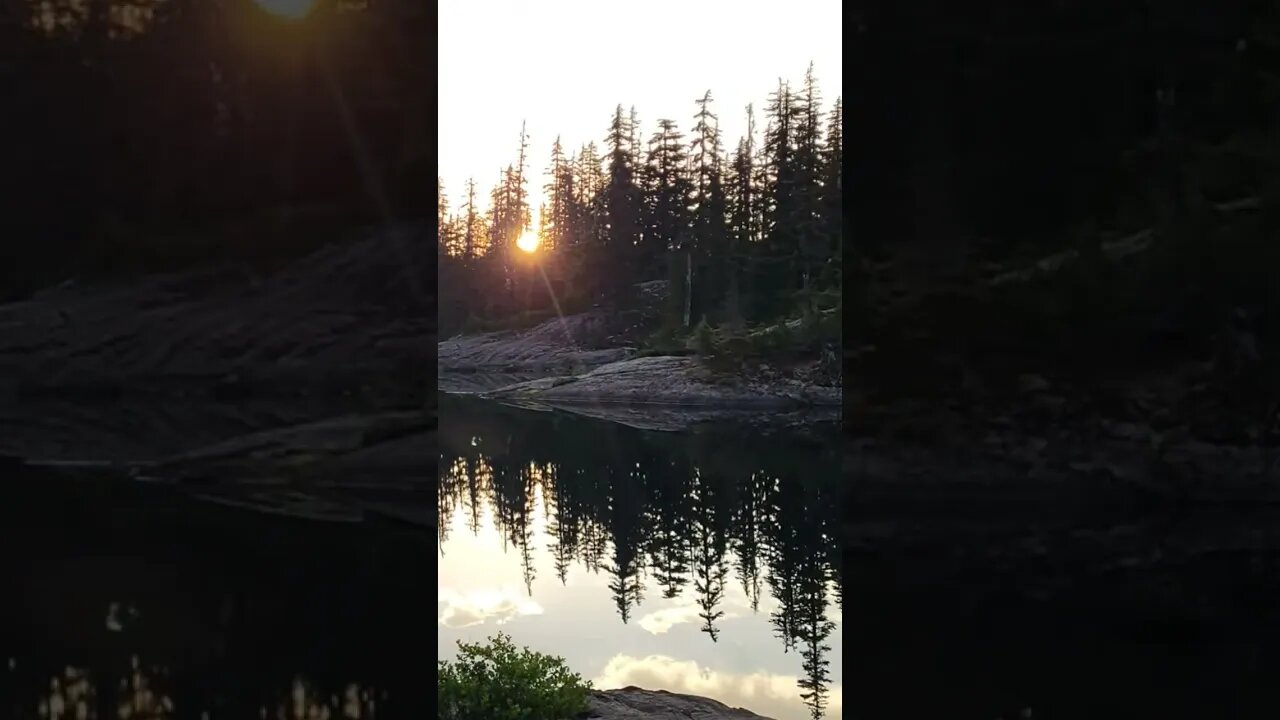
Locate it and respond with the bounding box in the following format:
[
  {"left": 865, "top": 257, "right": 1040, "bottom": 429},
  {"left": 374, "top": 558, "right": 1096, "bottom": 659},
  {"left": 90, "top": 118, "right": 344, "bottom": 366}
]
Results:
[
  {"left": 438, "top": 633, "right": 592, "bottom": 720},
  {"left": 690, "top": 318, "right": 718, "bottom": 356},
  {"left": 637, "top": 325, "right": 693, "bottom": 357}
]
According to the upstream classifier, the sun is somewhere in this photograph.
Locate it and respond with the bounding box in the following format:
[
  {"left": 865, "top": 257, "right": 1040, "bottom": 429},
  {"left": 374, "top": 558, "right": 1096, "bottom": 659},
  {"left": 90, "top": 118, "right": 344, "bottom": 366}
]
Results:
[
  {"left": 516, "top": 231, "right": 540, "bottom": 254},
  {"left": 254, "top": 0, "right": 316, "bottom": 19}
]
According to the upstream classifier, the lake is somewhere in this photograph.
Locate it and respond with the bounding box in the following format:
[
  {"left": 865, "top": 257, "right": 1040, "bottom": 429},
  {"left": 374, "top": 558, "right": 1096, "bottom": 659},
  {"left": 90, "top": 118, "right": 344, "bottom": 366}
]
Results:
[
  {"left": 437, "top": 393, "right": 843, "bottom": 720},
  {"left": 0, "top": 442, "right": 431, "bottom": 718}
]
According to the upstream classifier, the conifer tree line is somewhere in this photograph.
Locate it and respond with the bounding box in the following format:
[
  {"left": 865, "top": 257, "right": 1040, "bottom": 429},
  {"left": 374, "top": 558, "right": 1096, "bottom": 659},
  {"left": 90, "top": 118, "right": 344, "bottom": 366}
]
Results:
[{"left": 438, "top": 63, "right": 842, "bottom": 335}]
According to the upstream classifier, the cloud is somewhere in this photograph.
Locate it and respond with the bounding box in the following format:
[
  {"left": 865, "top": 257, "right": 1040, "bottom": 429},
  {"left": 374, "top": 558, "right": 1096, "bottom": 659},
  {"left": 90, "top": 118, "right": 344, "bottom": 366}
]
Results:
[
  {"left": 636, "top": 602, "right": 745, "bottom": 635},
  {"left": 437, "top": 589, "right": 544, "bottom": 629},
  {"left": 636, "top": 605, "right": 704, "bottom": 635},
  {"left": 592, "top": 654, "right": 843, "bottom": 720}
]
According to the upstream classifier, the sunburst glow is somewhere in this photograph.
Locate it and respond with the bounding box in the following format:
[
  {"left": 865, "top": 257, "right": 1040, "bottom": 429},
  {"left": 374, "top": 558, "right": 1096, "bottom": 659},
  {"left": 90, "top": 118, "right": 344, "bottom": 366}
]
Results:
[
  {"left": 516, "top": 231, "right": 540, "bottom": 254},
  {"left": 255, "top": 0, "right": 316, "bottom": 19}
]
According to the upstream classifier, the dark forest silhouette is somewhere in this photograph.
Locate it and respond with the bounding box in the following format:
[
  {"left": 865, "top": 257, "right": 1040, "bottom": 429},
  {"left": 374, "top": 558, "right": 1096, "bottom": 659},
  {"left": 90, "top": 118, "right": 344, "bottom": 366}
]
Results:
[
  {"left": 851, "top": 5, "right": 1280, "bottom": 718},
  {"left": 437, "top": 65, "right": 842, "bottom": 345},
  {"left": 438, "top": 396, "right": 842, "bottom": 719},
  {"left": 851, "top": 2, "right": 1280, "bottom": 439},
  {"left": 0, "top": 0, "right": 428, "bottom": 299}
]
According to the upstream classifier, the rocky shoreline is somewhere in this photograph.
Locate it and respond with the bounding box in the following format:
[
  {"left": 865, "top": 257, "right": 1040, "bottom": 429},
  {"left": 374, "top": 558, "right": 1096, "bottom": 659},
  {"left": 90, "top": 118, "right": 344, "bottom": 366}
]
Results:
[
  {"left": 584, "top": 687, "right": 774, "bottom": 720},
  {"left": 0, "top": 226, "right": 433, "bottom": 532},
  {"left": 0, "top": 223, "right": 429, "bottom": 404},
  {"left": 438, "top": 314, "right": 840, "bottom": 430}
]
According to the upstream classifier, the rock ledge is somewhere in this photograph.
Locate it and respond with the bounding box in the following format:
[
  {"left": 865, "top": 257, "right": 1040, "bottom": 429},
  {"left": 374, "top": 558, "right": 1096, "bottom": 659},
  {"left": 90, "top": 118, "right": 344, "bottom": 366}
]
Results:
[{"left": 584, "top": 687, "right": 774, "bottom": 720}]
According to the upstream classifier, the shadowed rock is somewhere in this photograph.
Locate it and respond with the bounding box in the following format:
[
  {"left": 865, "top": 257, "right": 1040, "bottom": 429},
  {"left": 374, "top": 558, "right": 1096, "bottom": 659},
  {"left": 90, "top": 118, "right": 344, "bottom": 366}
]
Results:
[
  {"left": 0, "top": 223, "right": 430, "bottom": 401},
  {"left": 438, "top": 310, "right": 632, "bottom": 373},
  {"left": 478, "top": 356, "right": 840, "bottom": 430}
]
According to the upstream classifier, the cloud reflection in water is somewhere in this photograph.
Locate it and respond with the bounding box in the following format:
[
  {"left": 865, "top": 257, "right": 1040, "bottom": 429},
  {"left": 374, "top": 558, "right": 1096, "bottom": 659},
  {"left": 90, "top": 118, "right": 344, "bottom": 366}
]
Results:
[{"left": 437, "top": 588, "right": 544, "bottom": 629}]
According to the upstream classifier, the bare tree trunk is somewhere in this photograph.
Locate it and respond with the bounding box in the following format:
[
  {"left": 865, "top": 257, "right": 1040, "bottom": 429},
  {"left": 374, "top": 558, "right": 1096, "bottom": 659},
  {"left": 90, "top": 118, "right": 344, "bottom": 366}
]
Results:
[{"left": 683, "top": 250, "right": 692, "bottom": 328}]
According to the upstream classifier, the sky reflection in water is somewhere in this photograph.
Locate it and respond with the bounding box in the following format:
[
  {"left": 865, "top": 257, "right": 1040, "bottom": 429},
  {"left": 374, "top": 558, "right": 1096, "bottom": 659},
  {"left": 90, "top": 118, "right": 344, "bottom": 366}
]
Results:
[{"left": 437, "top": 397, "right": 843, "bottom": 720}]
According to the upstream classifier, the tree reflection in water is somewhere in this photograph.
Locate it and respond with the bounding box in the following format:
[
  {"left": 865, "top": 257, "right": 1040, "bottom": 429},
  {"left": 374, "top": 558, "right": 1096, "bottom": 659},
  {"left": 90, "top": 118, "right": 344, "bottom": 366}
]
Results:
[
  {"left": 21, "top": 659, "right": 379, "bottom": 719},
  {"left": 0, "top": 459, "right": 428, "bottom": 720},
  {"left": 438, "top": 395, "right": 842, "bottom": 719}
]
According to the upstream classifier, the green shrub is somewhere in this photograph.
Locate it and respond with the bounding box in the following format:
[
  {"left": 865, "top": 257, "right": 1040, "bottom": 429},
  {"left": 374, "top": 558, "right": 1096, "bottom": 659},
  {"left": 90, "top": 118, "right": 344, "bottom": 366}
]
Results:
[
  {"left": 638, "top": 325, "right": 691, "bottom": 357},
  {"left": 690, "top": 318, "right": 718, "bottom": 356},
  {"left": 438, "top": 633, "right": 592, "bottom": 720}
]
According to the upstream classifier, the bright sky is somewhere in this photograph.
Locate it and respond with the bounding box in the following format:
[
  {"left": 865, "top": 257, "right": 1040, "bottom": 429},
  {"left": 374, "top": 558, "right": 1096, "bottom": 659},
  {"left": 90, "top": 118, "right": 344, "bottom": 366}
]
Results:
[{"left": 438, "top": 0, "right": 843, "bottom": 222}]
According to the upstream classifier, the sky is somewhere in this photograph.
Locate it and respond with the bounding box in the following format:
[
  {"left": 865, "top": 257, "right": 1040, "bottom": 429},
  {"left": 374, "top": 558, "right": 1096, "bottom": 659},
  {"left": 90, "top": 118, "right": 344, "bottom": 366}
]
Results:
[{"left": 438, "top": 0, "right": 843, "bottom": 225}]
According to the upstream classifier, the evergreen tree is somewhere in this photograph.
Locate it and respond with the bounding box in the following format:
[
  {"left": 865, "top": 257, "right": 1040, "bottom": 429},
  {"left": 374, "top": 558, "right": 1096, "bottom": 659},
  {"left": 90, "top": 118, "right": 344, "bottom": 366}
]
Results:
[
  {"left": 690, "top": 91, "right": 731, "bottom": 324},
  {"left": 544, "top": 136, "right": 571, "bottom": 251},
  {"left": 795, "top": 579, "right": 834, "bottom": 720},
  {"left": 820, "top": 97, "right": 843, "bottom": 276},
  {"left": 690, "top": 469, "right": 730, "bottom": 642},
  {"left": 602, "top": 105, "right": 643, "bottom": 302},
  {"left": 730, "top": 470, "right": 769, "bottom": 611},
  {"left": 488, "top": 168, "right": 512, "bottom": 259},
  {"left": 726, "top": 104, "right": 761, "bottom": 326},
  {"left": 512, "top": 120, "right": 532, "bottom": 238},
  {"left": 646, "top": 119, "right": 692, "bottom": 254},
  {"left": 462, "top": 178, "right": 482, "bottom": 259},
  {"left": 548, "top": 475, "right": 581, "bottom": 586},
  {"left": 438, "top": 178, "right": 452, "bottom": 257},
  {"left": 646, "top": 462, "right": 693, "bottom": 600},
  {"left": 575, "top": 142, "right": 606, "bottom": 252},
  {"left": 646, "top": 118, "right": 693, "bottom": 325},
  {"left": 605, "top": 461, "right": 646, "bottom": 624},
  {"left": 759, "top": 78, "right": 801, "bottom": 319},
  {"left": 537, "top": 201, "right": 551, "bottom": 249},
  {"left": 792, "top": 63, "right": 827, "bottom": 312},
  {"left": 487, "top": 124, "right": 533, "bottom": 263}
]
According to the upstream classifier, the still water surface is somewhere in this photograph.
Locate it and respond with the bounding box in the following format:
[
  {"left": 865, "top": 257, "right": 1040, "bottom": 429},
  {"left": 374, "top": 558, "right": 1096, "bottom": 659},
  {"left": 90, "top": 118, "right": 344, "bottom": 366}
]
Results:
[
  {"left": 0, "top": 458, "right": 429, "bottom": 718},
  {"left": 437, "top": 394, "right": 843, "bottom": 720}
]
